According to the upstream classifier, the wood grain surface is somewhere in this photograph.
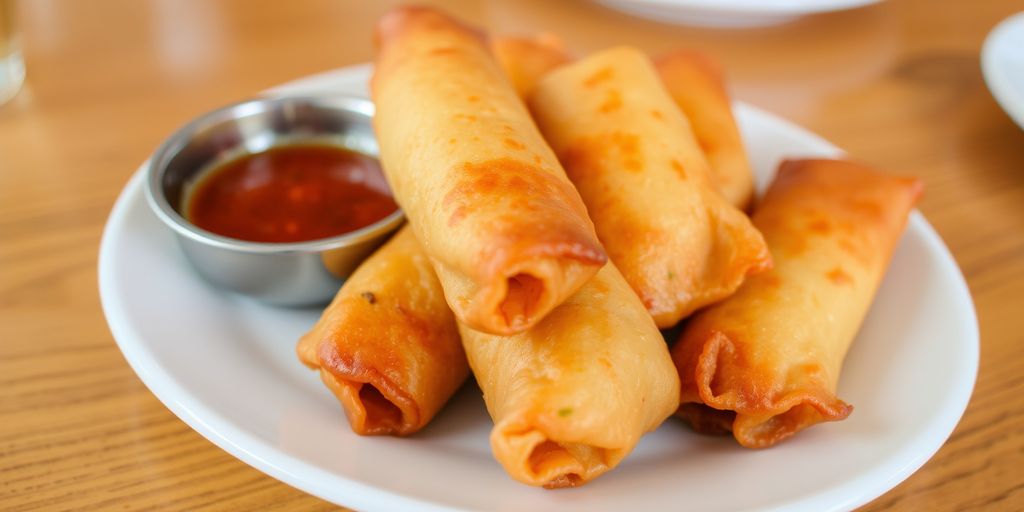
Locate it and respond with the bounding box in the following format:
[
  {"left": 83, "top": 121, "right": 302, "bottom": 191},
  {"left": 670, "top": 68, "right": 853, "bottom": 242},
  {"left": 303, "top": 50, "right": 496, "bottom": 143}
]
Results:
[{"left": 1, "top": 0, "right": 1021, "bottom": 510}]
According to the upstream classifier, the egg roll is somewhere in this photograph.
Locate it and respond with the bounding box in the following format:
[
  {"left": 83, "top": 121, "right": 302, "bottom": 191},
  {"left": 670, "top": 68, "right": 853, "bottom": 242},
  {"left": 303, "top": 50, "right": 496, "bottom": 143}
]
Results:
[
  {"left": 461, "top": 263, "right": 680, "bottom": 488},
  {"left": 372, "top": 6, "right": 606, "bottom": 336},
  {"left": 297, "top": 226, "right": 467, "bottom": 436},
  {"left": 656, "top": 51, "right": 754, "bottom": 211},
  {"left": 672, "top": 159, "right": 922, "bottom": 448},
  {"left": 528, "top": 46, "right": 771, "bottom": 328},
  {"left": 491, "top": 35, "right": 572, "bottom": 98}
]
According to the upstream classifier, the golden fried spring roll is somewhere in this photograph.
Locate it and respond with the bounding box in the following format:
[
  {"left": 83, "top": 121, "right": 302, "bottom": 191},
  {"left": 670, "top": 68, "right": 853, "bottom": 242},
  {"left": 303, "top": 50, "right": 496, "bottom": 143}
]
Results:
[
  {"left": 673, "top": 159, "right": 922, "bottom": 448},
  {"left": 493, "top": 43, "right": 754, "bottom": 210},
  {"left": 373, "top": 7, "right": 606, "bottom": 336},
  {"left": 491, "top": 35, "right": 572, "bottom": 97},
  {"left": 528, "top": 47, "right": 771, "bottom": 328},
  {"left": 656, "top": 51, "right": 755, "bottom": 211},
  {"left": 297, "top": 227, "right": 468, "bottom": 436},
  {"left": 461, "top": 264, "right": 680, "bottom": 488}
]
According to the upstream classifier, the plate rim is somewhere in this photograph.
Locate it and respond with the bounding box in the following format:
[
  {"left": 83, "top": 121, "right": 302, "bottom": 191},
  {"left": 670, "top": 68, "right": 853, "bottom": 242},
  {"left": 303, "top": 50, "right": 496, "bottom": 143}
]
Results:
[
  {"left": 98, "top": 64, "right": 979, "bottom": 512},
  {"left": 99, "top": 166, "right": 464, "bottom": 512}
]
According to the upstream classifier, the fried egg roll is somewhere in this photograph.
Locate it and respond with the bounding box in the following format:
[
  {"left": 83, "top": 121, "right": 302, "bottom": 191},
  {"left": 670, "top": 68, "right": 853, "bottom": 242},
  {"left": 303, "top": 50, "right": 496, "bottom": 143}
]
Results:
[
  {"left": 297, "top": 227, "right": 468, "bottom": 436},
  {"left": 491, "top": 35, "right": 572, "bottom": 97},
  {"left": 656, "top": 51, "right": 754, "bottom": 211},
  {"left": 673, "top": 159, "right": 922, "bottom": 448},
  {"left": 373, "top": 7, "right": 606, "bottom": 336},
  {"left": 460, "top": 264, "right": 680, "bottom": 488},
  {"left": 493, "top": 43, "right": 754, "bottom": 211},
  {"left": 528, "top": 46, "right": 771, "bottom": 328}
]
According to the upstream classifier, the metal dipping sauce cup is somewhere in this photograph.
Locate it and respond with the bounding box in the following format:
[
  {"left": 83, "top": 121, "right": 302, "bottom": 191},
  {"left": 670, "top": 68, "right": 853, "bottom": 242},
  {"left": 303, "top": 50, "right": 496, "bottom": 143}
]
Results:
[{"left": 145, "top": 95, "right": 404, "bottom": 306}]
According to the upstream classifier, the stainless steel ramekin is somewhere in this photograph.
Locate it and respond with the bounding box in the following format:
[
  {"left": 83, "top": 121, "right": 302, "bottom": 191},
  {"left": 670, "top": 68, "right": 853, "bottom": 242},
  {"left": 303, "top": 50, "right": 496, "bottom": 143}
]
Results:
[{"left": 145, "top": 95, "right": 404, "bottom": 306}]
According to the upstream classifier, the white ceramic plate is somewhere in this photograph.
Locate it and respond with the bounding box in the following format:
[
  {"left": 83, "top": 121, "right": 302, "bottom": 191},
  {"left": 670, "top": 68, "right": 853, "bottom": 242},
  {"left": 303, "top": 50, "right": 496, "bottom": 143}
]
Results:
[
  {"left": 982, "top": 11, "right": 1024, "bottom": 130},
  {"left": 99, "top": 65, "right": 977, "bottom": 512},
  {"left": 594, "top": 0, "right": 881, "bottom": 28}
]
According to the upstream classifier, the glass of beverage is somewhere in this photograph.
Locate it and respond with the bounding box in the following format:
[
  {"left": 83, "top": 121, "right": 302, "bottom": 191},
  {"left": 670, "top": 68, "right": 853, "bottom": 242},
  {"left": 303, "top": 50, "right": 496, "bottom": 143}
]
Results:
[{"left": 0, "top": 0, "right": 24, "bottom": 105}]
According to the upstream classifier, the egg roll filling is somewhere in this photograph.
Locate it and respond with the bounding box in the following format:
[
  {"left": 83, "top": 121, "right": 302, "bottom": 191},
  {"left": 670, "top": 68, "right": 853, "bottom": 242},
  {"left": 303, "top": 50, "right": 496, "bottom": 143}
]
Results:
[
  {"left": 501, "top": 272, "right": 544, "bottom": 326},
  {"left": 686, "top": 331, "right": 854, "bottom": 447},
  {"left": 490, "top": 416, "right": 623, "bottom": 488},
  {"left": 315, "top": 346, "right": 419, "bottom": 436}
]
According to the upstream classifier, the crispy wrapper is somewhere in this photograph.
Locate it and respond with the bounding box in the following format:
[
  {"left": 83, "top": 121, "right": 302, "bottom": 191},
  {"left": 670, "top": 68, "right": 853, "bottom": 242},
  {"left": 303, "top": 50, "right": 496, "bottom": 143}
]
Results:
[
  {"left": 656, "top": 51, "right": 755, "bottom": 211},
  {"left": 493, "top": 43, "right": 755, "bottom": 211},
  {"left": 672, "top": 159, "right": 922, "bottom": 448},
  {"left": 372, "top": 6, "right": 606, "bottom": 336},
  {"left": 528, "top": 46, "right": 771, "bottom": 328},
  {"left": 460, "top": 264, "right": 680, "bottom": 488},
  {"left": 491, "top": 35, "right": 572, "bottom": 97},
  {"left": 297, "top": 227, "right": 468, "bottom": 436}
]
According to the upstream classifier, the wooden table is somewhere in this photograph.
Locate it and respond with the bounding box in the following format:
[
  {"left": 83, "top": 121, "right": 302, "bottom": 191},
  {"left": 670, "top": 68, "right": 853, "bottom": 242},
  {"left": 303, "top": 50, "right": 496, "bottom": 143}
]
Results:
[{"left": 2, "top": 0, "right": 1021, "bottom": 509}]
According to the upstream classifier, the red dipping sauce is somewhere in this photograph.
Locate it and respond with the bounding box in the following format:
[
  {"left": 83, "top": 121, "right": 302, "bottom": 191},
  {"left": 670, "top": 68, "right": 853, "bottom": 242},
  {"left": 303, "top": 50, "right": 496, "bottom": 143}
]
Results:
[{"left": 186, "top": 144, "right": 398, "bottom": 243}]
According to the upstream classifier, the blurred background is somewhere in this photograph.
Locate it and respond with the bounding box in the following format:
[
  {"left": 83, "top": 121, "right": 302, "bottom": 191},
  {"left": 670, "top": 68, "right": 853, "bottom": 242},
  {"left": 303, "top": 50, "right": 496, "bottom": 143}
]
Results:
[{"left": 3, "top": 1, "right": 1021, "bottom": 231}]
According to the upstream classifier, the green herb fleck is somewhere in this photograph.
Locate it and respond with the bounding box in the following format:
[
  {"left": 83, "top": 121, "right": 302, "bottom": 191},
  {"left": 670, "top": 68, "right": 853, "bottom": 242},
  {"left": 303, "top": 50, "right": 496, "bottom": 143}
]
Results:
[
  {"left": 557, "top": 407, "right": 573, "bottom": 417},
  {"left": 667, "top": 270, "right": 676, "bottom": 280}
]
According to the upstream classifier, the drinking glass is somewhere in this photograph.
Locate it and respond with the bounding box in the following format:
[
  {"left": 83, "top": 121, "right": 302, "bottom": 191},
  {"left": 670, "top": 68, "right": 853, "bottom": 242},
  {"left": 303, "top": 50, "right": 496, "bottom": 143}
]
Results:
[{"left": 0, "top": 0, "right": 25, "bottom": 105}]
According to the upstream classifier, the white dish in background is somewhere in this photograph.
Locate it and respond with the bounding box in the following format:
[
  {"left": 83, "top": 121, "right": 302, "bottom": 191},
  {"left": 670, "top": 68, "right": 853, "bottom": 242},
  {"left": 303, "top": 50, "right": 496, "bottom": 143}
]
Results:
[
  {"left": 99, "top": 65, "right": 977, "bottom": 512},
  {"left": 982, "top": 11, "right": 1024, "bottom": 130},
  {"left": 595, "top": 0, "right": 881, "bottom": 28}
]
